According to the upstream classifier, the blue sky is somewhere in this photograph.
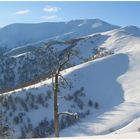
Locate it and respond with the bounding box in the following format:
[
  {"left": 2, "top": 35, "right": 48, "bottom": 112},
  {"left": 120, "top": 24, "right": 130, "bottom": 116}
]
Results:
[{"left": 0, "top": 1, "right": 140, "bottom": 27}]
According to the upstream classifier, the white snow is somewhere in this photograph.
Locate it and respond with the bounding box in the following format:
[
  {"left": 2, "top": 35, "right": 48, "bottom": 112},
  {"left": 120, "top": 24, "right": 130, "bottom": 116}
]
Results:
[
  {"left": 59, "top": 27, "right": 140, "bottom": 138},
  {"left": 43, "top": 132, "right": 140, "bottom": 139},
  {"left": 1, "top": 20, "right": 140, "bottom": 138}
]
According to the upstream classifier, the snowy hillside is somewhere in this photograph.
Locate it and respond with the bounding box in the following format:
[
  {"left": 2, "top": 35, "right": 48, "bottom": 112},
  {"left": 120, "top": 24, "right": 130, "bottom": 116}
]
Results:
[
  {"left": 60, "top": 27, "right": 140, "bottom": 137},
  {"left": 0, "top": 34, "right": 112, "bottom": 92},
  {"left": 0, "top": 24, "right": 139, "bottom": 92},
  {"left": 0, "top": 19, "right": 119, "bottom": 52},
  {"left": 1, "top": 19, "right": 140, "bottom": 138},
  {"left": 1, "top": 53, "right": 127, "bottom": 138}
]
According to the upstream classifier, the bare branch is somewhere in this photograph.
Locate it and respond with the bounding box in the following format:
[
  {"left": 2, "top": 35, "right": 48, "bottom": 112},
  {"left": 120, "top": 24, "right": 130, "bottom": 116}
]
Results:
[
  {"left": 57, "top": 50, "right": 73, "bottom": 73},
  {"left": 58, "top": 74, "right": 69, "bottom": 87},
  {"left": 58, "top": 112, "right": 79, "bottom": 119},
  {"left": 52, "top": 73, "right": 54, "bottom": 90}
]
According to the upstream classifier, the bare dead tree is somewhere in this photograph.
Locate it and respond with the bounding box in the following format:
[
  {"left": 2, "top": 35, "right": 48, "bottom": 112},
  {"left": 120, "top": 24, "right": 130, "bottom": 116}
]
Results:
[{"left": 46, "top": 44, "right": 79, "bottom": 137}]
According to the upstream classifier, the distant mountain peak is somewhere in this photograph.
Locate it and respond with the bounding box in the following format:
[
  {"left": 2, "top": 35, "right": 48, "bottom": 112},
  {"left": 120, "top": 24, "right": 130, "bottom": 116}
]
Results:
[
  {"left": 0, "top": 19, "right": 119, "bottom": 52},
  {"left": 122, "top": 25, "right": 140, "bottom": 36}
]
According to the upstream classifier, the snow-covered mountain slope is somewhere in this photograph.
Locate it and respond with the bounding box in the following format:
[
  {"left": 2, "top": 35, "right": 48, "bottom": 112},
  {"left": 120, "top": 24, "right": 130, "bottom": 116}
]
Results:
[
  {"left": 47, "top": 131, "right": 140, "bottom": 139},
  {"left": 1, "top": 32, "right": 140, "bottom": 138},
  {"left": 0, "top": 24, "right": 138, "bottom": 92},
  {"left": 60, "top": 27, "right": 140, "bottom": 137},
  {"left": 0, "top": 19, "right": 119, "bottom": 52},
  {"left": 0, "top": 34, "right": 112, "bottom": 92},
  {"left": 1, "top": 53, "right": 128, "bottom": 138},
  {"left": 1, "top": 20, "right": 140, "bottom": 138}
]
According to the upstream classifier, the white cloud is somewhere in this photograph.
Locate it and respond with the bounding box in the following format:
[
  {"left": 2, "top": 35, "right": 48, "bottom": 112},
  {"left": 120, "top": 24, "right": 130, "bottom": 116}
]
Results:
[
  {"left": 41, "top": 15, "right": 58, "bottom": 20},
  {"left": 43, "top": 5, "right": 61, "bottom": 13},
  {"left": 14, "top": 9, "right": 30, "bottom": 15}
]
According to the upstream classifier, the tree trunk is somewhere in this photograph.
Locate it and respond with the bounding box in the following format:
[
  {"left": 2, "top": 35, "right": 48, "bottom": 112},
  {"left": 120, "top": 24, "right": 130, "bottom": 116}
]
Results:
[{"left": 54, "top": 73, "right": 59, "bottom": 137}]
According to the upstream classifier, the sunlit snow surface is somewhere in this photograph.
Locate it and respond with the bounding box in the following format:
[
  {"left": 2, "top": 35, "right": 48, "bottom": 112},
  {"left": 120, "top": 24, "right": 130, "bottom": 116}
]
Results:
[
  {"left": 59, "top": 28, "right": 140, "bottom": 138},
  {"left": 2, "top": 21, "right": 140, "bottom": 138}
]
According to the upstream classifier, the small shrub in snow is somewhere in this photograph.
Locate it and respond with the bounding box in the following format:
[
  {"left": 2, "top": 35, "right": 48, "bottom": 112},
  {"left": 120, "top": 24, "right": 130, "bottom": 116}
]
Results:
[
  {"left": 73, "top": 87, "right": 85, "bottom": 102},
  {"left": 78, "top": 112, "right": 86, "bottom": 118},
  {"left": 36, "top": 94, "right": 44, "bottom": 105},
  {"left": 59, "top": 110, "right": 80, "bottom": 130},
  {"left": 70, "top": 104, "right": 76, "bottom": 108},
  {"left": 94, "top": 102, "right": 99, "bottom": 109},
  {"left": 0, "top": 103, "right": 12, "bottom": 138},
  {"left": 86, "top": 110, "right": 90, "bottom": 115},
  {"left": 64, "top": 94, "right": 73, "bottom": 101},
  {"left": 33, "top": 117, "right": 52, "bottom": 138},
  {"left": 8, "top": 96, "right": 16, "bottom": 112},
  {"left": 60, "top": 116, "right": 66, "bottom": 129},
  {"left": 76, "top": 98, "right": 84, "bottom": 110},
  {"left": 88, "top": 99, "right": 93, "bottom": 107},
  {"left": 20, "top": 126, "right": 26, "bottom": 138},
  {"left": 9, "top": 112, "right": 12, "bottom": 117},
  {"left": 27, "top": 118, "right": 31, "bottom": 123},
  {"left": 15, "top": 97, "right": 28, "bottom": 112},
  {"left": 33, "top": 104, "right": 39, "bottom": 110},
  {"left": 20, "top": 121, "right": 34, "bottom": 138},
  {"left": 29, "top": 102, "right": 34, "bottom": 109},
  {"left": 13, "top": 116, "right": 20, "bottom": 125}
]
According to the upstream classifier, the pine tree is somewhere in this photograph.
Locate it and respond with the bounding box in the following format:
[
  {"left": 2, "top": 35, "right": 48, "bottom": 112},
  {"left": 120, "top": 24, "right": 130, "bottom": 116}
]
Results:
[{"left": 0, "top": 102, "right": 11, "bottom": 138}]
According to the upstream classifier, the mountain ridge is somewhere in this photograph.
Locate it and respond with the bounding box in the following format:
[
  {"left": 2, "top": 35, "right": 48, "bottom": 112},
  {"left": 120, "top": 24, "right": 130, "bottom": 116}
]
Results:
[
  {"left": 0, "top": 19, "right": 119, "bottom": 52},
  {"left": 1, "top": 19, "right": 140, "bottom": 138}
]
